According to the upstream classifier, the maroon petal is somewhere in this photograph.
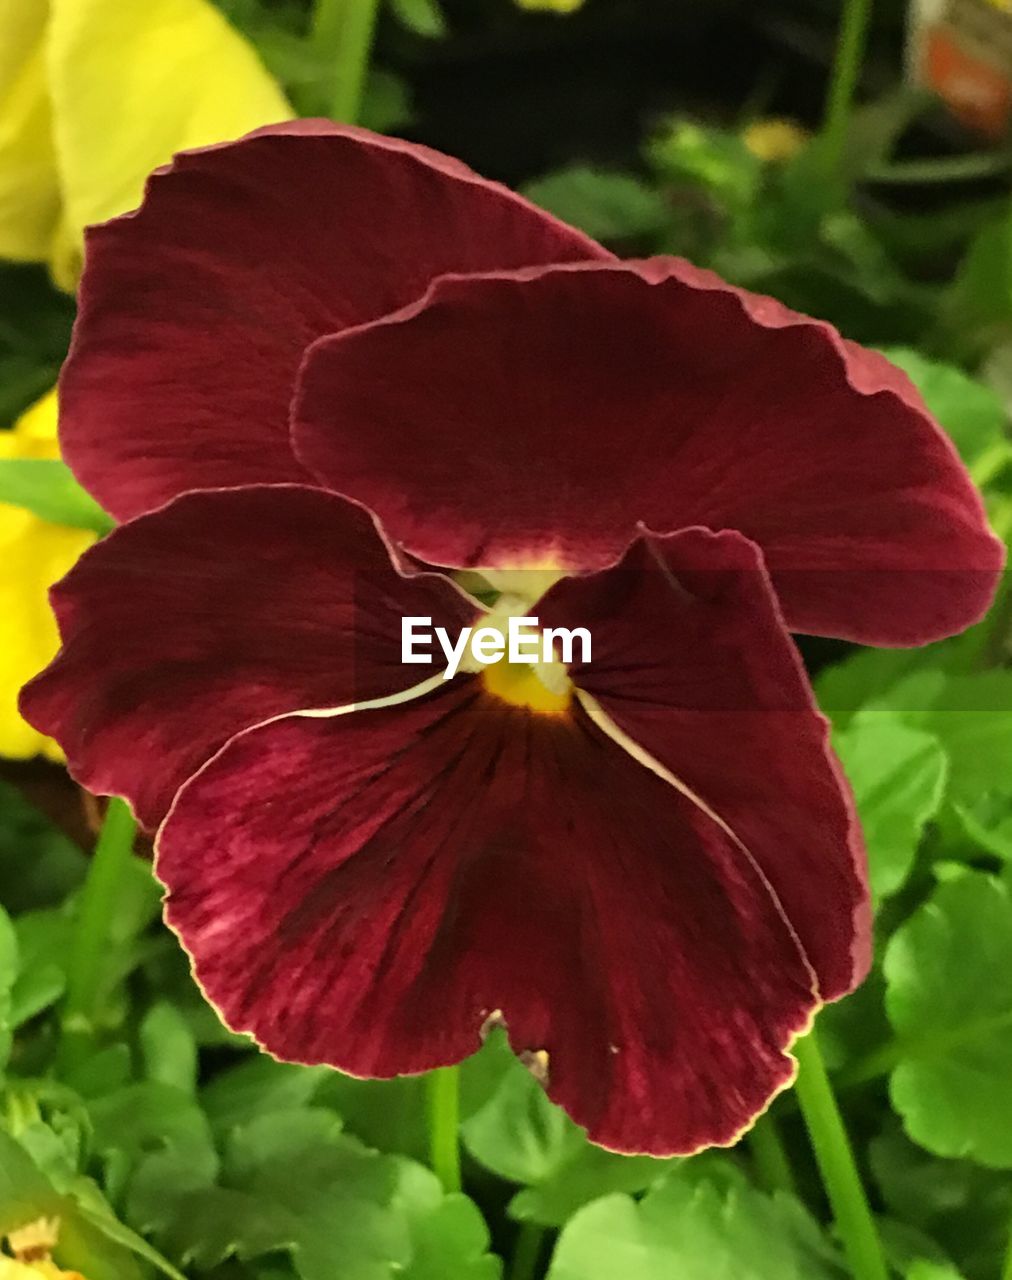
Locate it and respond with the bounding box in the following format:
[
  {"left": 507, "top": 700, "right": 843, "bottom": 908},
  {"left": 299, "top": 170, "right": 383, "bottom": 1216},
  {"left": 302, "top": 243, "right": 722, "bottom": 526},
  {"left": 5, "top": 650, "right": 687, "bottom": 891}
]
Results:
[
  {"left": 61, "top": 121, "right": 610, "bottom": 520},
  {"left": 20, "top": 485, "right": 475, "bottom": 829},
  {"left": 541, "top": 526, "right": 870, "bottom": 1002},
  {"left": 294, "top": 258, "right": 1001, "bottom": 645},
  {"left": 158, "top": 681, "right": 818, "bottom": 1155}
]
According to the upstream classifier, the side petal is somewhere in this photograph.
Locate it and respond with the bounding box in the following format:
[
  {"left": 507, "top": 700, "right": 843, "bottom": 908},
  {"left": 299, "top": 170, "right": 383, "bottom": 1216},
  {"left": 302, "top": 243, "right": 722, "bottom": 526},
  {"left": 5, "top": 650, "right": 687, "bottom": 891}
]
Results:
[
  {"left": 20, "top": 485, "right": 476, "bottom": 828},
  {"left": 157, "top": 681, "right": 818, "bottom": 1156},
  {"left": 540, "top": 526, "right": 870, "bottom": 1002},
  {"left": 294, "top": 258, "right": 1002, "bottom": 645},
  {"left": 61, "top": 122, "right": 610, "bottom": 519}
]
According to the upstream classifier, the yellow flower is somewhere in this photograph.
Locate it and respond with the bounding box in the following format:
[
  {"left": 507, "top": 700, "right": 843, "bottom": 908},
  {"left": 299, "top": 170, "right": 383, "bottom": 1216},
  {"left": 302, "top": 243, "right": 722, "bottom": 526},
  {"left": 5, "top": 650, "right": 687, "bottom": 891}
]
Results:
[
  {"left": 515, "top": 0, "right": 585, "bottom": 12},
  {"left": 0, "top": 390, "right": 94, "bottom": 761},
  {"left": 0, "top": 1261, "right": 84, "bottom": 1280},
  {"left": 0, "top": 0, "right": 291, "bottom": 288},
  {"left": 741, "top": 118, "right": 810, "bottom": 164},
  {"left": 1, "top": 1218, "right": 84, "bottom": 1279}
]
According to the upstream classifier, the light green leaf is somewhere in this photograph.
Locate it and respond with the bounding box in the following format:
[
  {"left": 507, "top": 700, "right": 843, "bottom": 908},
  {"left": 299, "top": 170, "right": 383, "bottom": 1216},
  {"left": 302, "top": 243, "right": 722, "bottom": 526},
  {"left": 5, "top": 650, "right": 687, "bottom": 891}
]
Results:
[
  {"left": 885, "top": 873, "right": 1012, "bottom": 1166},
  {"left": 393, "top": 1160, "right": 501, "bottom": 1280},
  {"left": 906, "top": 1264, "right": 967, "bottom": 1280},
  {"left": 463, "top": 1052, "right": 672, "bottom": 1227},
  {"left": 546, "top": 1171, "right": 845, "bottom": 1279},
  {"left": 0, "top": 457, "right": 113, "bottom": 531},
  {"left": 0, "top": 1128, "right": 182, "bottom": 1280},
  {"left": 522, "top": 166, "right": 670, "bottom": 243},
  {"left": 902, "top": 671, "right": 1012, "bottom": 806},
  {"left": 833, "top": 715, "right": 947, "bottom": 898},
  {"left": 389, "top": 0, "right": 447, "bottom": 38},
  {"left": 140, "top": 1000, "right": 199, "bottom": 1094}
]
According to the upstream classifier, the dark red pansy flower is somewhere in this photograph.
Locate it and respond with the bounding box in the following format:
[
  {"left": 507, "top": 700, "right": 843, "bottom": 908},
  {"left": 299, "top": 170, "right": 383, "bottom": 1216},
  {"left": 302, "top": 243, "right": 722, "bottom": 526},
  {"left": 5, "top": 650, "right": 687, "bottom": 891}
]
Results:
[{"left": 22, "top": 122, "right": 1002, "bottom": 1155}]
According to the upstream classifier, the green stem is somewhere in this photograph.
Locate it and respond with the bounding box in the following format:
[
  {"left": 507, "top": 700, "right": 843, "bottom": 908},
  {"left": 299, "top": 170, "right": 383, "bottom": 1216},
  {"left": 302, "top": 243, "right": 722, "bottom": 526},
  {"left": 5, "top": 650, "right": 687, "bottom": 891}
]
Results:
[
  {"left": 1002, "top": 1223, "right": 1012, "bottom": 1280},
  {"left": 748, "top": 1111, "right": 798, "bottom": 1196},
  {"left": 312, "top": 0, "right": 381, "bottom": 124},
  {"left": 509, "top": 1222, "right": 545, "bottom": 1280},
  {"left": 794, "top": 1029, "right": 889, "bottom": 1280},
  {"left": 820, "top": 0, "right": 874, "bottom": 179},
  {"left": 427, "top": 1066, "right": 461, "bottom": 1193},
  {"left": 58, "top": 797, "right": 137, "bottom": 1072}
]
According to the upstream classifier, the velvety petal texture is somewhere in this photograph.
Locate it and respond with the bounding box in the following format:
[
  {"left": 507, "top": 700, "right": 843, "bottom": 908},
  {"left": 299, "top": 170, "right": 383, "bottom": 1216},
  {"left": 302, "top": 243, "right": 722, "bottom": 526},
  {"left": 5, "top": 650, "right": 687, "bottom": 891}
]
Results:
[
  {"left": 20, "top": 485, "right": 476, "bottom": 828},
  {"left": 61, "top": 122, "right": 610, "bottom": 519},
  {"left": 295, "top": 258, "right": 1002, "bottom": 646},
  {"left": 541, "top": 526, "right": 870, "bottom": 1002},
  {"left": 158, "top": 682, "right": 817, "bottom": 1155}
]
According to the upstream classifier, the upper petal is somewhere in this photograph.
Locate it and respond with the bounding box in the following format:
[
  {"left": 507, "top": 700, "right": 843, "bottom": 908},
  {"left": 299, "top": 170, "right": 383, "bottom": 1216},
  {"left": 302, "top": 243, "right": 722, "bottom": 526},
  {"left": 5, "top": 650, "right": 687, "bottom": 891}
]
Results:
[
  {"left": 540, "top": 526, "right": 870, "bottom": 1001},
  {"left": 294, "top": 257, "right": 1002, "bottom": 646},
  {"left": 60, "top": 122, "right": 610, "bottom": 519},
  {"left": 157, "top": 681, "right": 817, "bottom": 1156},
  {"left": 20, "top": 484, "right": 476, "bottom": 827}
]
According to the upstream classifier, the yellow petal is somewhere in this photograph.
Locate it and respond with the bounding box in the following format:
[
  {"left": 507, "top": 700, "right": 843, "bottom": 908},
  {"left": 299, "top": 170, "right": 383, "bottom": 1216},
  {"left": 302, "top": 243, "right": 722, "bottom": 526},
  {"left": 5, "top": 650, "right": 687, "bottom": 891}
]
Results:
[
  {"left": 0, "top": 389, "right": 93, "bottom": 761},
  {"left": 741, "top": 118, "right": 810, "bottom": 164},
  {"left": 0, "top": 0, "right": 60, "bottom": 262},
  {"left": 0, "top": 1263, "right": 84, "bottom": 1280},
  {"left": 46, "top": 0, "right": 292, "bottom": 288}
]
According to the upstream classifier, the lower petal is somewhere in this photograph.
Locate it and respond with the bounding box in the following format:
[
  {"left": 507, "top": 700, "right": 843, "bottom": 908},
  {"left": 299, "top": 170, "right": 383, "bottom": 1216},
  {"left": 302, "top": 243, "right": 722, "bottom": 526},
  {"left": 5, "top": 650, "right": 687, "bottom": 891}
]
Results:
[
  {"left": 158, "top": 681, "right": 817, "bottom": 1156},
  {"left": 540, "top": 526, "right": 871, "bottom": 1003}
]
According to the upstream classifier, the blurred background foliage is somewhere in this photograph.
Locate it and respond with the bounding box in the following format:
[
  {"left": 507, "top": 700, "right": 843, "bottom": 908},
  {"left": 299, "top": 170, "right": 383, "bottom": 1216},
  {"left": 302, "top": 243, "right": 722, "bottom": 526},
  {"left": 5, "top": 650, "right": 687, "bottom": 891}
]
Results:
[{"left": 1, "top": 1, "right": 1012, "bottom": 1278}]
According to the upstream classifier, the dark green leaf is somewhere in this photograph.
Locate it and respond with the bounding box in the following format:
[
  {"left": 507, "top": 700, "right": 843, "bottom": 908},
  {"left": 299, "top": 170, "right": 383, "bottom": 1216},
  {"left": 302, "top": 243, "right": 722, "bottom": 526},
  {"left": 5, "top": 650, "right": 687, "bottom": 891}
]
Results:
[
  {"left": 0, "top": 904, "right": 17, "bottom": 1070},
  {"left": 523, "top": 166, "right": 670, "bottom": 243}
]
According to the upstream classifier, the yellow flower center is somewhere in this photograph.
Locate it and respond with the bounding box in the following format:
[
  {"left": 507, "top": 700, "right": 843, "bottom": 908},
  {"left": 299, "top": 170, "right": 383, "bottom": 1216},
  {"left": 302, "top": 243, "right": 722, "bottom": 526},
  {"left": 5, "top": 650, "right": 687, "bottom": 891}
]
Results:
[{"left": 462, "top": 601, "right": 573, "bottom": 716}]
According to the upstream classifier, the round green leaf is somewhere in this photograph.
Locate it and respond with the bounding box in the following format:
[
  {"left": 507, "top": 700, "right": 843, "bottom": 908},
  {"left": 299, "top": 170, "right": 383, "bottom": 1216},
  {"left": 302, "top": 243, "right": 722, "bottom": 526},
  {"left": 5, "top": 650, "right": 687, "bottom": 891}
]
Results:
[
  {"left": 834, "top": 715, "right": 947, "bottom": 899},
  {"left": 546, "top": 1172, "right": 845, "bottom": 1279},
  {"left": 885, "top": 873, "right": 1012, "bottom": 1166}
]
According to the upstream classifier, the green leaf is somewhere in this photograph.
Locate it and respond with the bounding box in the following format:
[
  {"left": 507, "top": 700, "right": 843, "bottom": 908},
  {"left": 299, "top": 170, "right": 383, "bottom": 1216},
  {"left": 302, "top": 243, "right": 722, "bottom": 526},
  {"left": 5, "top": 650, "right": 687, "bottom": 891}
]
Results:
[
  {"left": 0, "top": 1128, "right": 59, "bottom": 1234},
  {"left": 522, "top": 166, "right": 670, "bottom": 244},
  {"left": 201, "top": 1055, "right": 330, "bottom": 1134},
  {"left": 833, "top": 715, "right": 947, "bottom": 899},
  {"left": 0, "top": 457, "right": 113, "bottom": 532},
  {"left": 0, "top": 779, "right": 85, "bottom": 913},
  {"left": 392, "top": 1161, "right": 501, "bottom": 1280},
  {"left": 0, "top": 1128, "right": 182, "bottom": 1280},
  {"left": 943, "top": 209, "right": 1012, "bottom": 359},
  {"left": 389, "top": 0, "right": 447, "bottom": 38},
  {"left": 140, "top": 1000, "right": 198, "bottom": 1094},
  {"left": 0, "top": 904, "right": 17, "bottom": 1070},
  {"left": 546, "top": 1171, "right": 845, "bottom": 1279},
  {"left": 136, "top": 1104, "right": 499, "bottom": 1280},
  {"left": 906, "top": 1264, "right": 968, "bottom": 1280},
  {"left": 885, "top": 873, "right": 1012, "bottom": 1167},
  {"left": 463, "top": 1053, "right": 671, "bottom": 1227},
  {"left": 871, "top": 1125, "right": 1012, "bottom": 1280},
  {"left": 880, "top": 348, "right": 1011, "bottom": 477},
  {"left": 912, "top": 674, "right": 1012, "bottom": 809}
]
